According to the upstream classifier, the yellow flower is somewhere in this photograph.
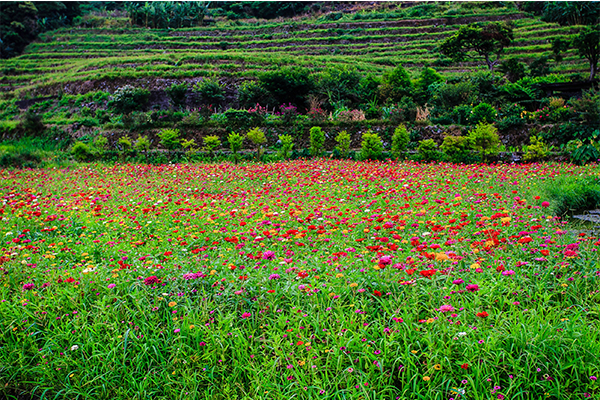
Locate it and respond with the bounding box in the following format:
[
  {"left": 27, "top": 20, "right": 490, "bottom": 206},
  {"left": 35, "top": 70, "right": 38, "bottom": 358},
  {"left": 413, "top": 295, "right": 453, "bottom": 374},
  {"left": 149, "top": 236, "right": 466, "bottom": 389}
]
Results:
[
  {"left": 168, "top": 301, "right": 177, "bottom": 307},
  {"left": 335, "top": 273, "right": 344, "bottom": 278},
  {"left": 349, "top": 282, "right": 358, "bottom": 288},
  {"left": 423, "top": 376, "right": 430, "bottom": 381},
  {"left": 411, "top": 350, "right": 418, "bottom": 354},
  {"left": 433, "top": 364, "right": 441, "bottom": 370},
  {"left": 298, "top": 360, "right": 306, "bottom": 366},
  {"left": 189, "top": 325, "right": 195, "bottom": 329}
]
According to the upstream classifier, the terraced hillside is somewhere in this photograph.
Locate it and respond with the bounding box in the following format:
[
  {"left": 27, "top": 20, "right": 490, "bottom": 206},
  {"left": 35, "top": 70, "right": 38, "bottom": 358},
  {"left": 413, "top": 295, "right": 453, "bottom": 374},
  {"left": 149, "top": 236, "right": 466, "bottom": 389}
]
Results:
[{"left": 0, "top": 2, "right": 589, "bottom": 98}]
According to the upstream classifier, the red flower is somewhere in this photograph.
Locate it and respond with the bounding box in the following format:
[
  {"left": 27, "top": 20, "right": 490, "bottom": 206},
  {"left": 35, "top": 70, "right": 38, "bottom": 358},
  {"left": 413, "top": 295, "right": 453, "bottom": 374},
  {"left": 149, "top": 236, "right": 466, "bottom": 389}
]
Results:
[
  {"left": 144, "top": 276, "right": 161, "bottom": 286},
  {"left": 460, "top": 363, "right": 469, "bottom": 369},
  {"left": 419, "top": 269, "right": 436, "bottom": 279},
  {"left": 476, "top": 311, "right": 489, "bottom": 318},
  {"left": 374, "top": 290, "right": 382, "bottom": 297}
]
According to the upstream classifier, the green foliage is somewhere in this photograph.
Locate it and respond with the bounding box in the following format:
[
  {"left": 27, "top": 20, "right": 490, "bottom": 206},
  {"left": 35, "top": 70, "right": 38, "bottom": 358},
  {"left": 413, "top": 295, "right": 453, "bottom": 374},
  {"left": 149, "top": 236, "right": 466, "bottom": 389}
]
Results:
[
  {"left": 417, "top": 139, "right": 441, "bottom": 162},
  {"left": 391, "top": 124, "right": 409, "bottom": 159},
  {"left": 259, "top": 67, "right": 314, "bottom": 109},
  {"left": 440, "top": 135, "right": 471, "bottom": 162},
  {"left": 317, "top": 66, "right": 362, "bottom": 109},
  {"left": 165, "top": 82, "right": 188, "bottom": 109},
  {"left": 202, "top": 135, "right": 221, "bottom": 158},
  {"left": 247, "top": 127, "right": 266, "bottom": 160},
  {"left": 551, "top": 37, "right": 571, "bottom": 62},
  {"left": 415, "top": 67, "right": 444, "bottom": 104},
  {"left": 127, "top": 1, "right": 209, "bottom": 29},
  {"left": 71, "top": 141, "right": 92, "bottom": 162},
  {"left": 18, "top": 110, "right": 45, "bottom": 135},
  {"left": 429, "top": 81, "right": 477, "bottom": 111},
  {"left": 499, "top": 58, "right": 527, "bottom": 82},
  {"left": 237, "top": 81, "right": 271, "bottom": 109},
  {"left": 570, "top": 89, "right": 600, "bottom": 125},
  {"left": 542, "top": 2, "right": 600, "bottom": 26},
  {"left": 0, "top": 144, "right": 42, "bottom": 168},
  {"left": 468, "top": 123, "right": 501, "bottom": 160},
  {"left": 309, "top": 126, "right": 325, "bottom": 157},
  {"left": 471, "top": 102, "right": 497, "bottom": 124},
  {"left": 572, "top": 25, "right": 600, "bottom": 80},
  {"left": 544, "top": 174, "right": 600, "bottom": 215},
  {"left": 380, "top": 65, "right": 413, "bottom": 103},
  {"left": 227, "top": 131, "right": 244, "bottom": 163},
  {"left": 335, "top": 130, "right": 351, "bottom": 159},
  {"left": 157, "top": 128, "right": 181, "bottom": 150},
  {"left": 528, "top": 56, "right": 551, "bottom": 78},
  {"left": 134, "top": 135, "right": 151, "bottom": 160},
  {"left": 524, "top": 136, "right": 549, "bottom": 162},
  {"left": 193, "top": 77, "right": 225, "bottom": 105},
  {"left": 360, "top": 130, "right": 383, "bottom": 160},
  {"left": 108, "top": 85, "right": 150, "bottom": 114},
  {"left": 181, "top": 138, "right": 198, "bottom": 158},
  {"left": 93, "top": 135, "right": 108, "bottom": 157},
  {"left": 278, "top": 134, "right": 294, "bottom": 160},
  {"left": 439, "top": 22, "right": 514, "bottom": 71}
]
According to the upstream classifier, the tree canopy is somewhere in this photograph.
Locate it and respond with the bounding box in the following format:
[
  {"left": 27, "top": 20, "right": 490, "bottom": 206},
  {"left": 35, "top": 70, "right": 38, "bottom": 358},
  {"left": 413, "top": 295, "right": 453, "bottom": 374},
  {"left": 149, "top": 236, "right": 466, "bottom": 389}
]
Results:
[
  {"left": 439, "top": 22, "right": 514, "bottom": 72},
  {"left": 572, "top": 25, "right": 600, "bottom": 80}
]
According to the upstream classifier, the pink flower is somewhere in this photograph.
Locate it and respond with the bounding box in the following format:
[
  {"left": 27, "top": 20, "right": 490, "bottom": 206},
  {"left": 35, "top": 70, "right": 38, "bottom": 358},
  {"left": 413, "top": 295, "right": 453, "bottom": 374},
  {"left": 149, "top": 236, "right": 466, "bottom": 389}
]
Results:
[
  {"left": 174, "top": 328, "right": 180, "bottom": 333},
  {"left": 241, "top": 312, "right": 251, "bottom": 319},
  {"left": 144, "top": 276, "right": 160, "bottom": 285},
  {"left": 439, "top": 304, "right": 454, "bottom": 313},
  {"left": 452, "top": 279, "right": 464, "bottom": 285},
  {"left": 108, "top": 284, "right": 116, "bottom": 289},
  {"left": 466, "top": 284, "right": 480, "bottom": 292},
  {"left": 541, "top": 201, "right": 550, "bottom": 207},
  {"left": 502, "top": 270, "right": 515, "bottom": 276},
  {"left": 269, "top": 274, "right": 280, "bottom": 280},
  {"left": 379, "top": 256, "right": 392, "bottom": 265},
  {"left": 22, "top": 283, "right": 35, "bottom": 291},
  {"left": 262, "top": 251, "right": 276, "bottom": 260}
]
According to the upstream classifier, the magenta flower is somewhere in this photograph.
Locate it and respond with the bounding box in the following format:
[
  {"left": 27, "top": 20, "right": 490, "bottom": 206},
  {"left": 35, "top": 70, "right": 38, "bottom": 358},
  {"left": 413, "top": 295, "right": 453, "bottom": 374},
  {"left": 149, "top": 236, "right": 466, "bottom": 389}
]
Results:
[
  {"left": 241, "top": 312, "right": 251, "bottom": 319},
  {"left": 452, "top": 279, "right": 464, "bottom": 285},
  {"left": 144, "top": 276, "right": 160, "bottom": 285},
  {"left": 379, "top": 256, "right": 392, "bottom": 265},
  {"left": 269, "top": 274, "right": 280, "bottom": 280},
  {"left": 502, "top": 270, "right": 515, "bottom": 276},
  {"left": 174, "top": 328, "right": 181, "bottom": 333},
  {"left": 466, "top": 284, "right": 480, "bottom": 292},
  {"left": 439, "top": 304, "right": 454, "bottom": 312},
  {"left": 22, "top": 283, "right": 35, "bottom": 291},
  {"left": 107, "top": 283, "right": 116, "bottom": 289},
  {"left": 262, "top": 251, "right": 276, "bottom": 260}
]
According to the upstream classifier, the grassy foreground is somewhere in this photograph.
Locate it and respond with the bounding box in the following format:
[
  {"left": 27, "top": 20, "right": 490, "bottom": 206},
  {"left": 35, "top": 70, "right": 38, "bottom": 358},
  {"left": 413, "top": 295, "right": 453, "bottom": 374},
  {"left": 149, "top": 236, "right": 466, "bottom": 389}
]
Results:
[{"left": 1, "top": 160, "right": 599, "bottom": 400}]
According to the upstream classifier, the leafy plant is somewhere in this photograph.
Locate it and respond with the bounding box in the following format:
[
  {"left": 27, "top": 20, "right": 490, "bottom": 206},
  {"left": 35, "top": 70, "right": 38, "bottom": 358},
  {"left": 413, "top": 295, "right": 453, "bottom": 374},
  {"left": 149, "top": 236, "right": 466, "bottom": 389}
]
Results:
[
  {"left": 524, "top": 136, "right": 549, "bottom": 162},
  {"left": 471, "top": 103, "right": 497, "bottom": 124},
  {"left": 165, "top": 82, "right": 188, "bottom": 109},
  {"left": 71, "top": 141, "right": 93, "bottom": 162},
  {"left": 391, "top": 124, "right": 409, "bottom": 159},
  {"left": 440, "top": 135, "right": 471, "bottom": 162},
  {"left": 335, "top": 130, "right": 351, "bottom": 159},
  {"left": 227, "top": 131, "right": 244, "bottom": 163},
  {"left": 468, "top": 123, "right": 501, "bottom": 161},
  {"left": 417, "top": 139, "right": 441, "bottom": 162},
  {"left": 193, "top": 77, "right": 225, "bottom": 104},
  {"left": 247, "top": 127, "right": 266, "bottom": 160},
  {"left": 309, "top": 126, "right": 325, "bottom": 158},
  {"left": 117, "top": 135, "right": 133, "bottom": 160},
  {"left": 278, "top": 134, "right": 294, "bottom": 160},
  {"left": 108, "top": 85, "right": 150, "bottom": 114},
  {"left": 157, "top": 128, "right": 181, "bottom": 150},
  {"left": 360, "top": 130, "right": 383, "bottom": 160},
  {"left": 134, "top": 135, "right": 151, "bottom": 162},
  {"left": 202, "top": 135, "right": 221, "bottom": 158}
]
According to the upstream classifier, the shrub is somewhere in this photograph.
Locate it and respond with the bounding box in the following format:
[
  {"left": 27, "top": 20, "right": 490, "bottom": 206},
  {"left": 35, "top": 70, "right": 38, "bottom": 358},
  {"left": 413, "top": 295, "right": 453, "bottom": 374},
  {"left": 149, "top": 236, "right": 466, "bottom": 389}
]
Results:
[
  {"left": 165, "top": 82, "right": 188, "bottom": 109},
  {"left": 449, "top": 104, "right": 473, "bottom": 125},
  {"left": 259, "top": 67, "right": 314, "bottom": 109},
  {"left": 523, "top": 136, "right": 549, "bottom": 162},
  {"left": 380, "top": 65, "right": 413, "bottom": 102},
  {"left": 470, "top": 103, "right": 497, "bottom": 124},
  {"left": 309, "top": 126, "right": 325, "bottom": 157},
  {"left": 247, "top": 127, "right": 266, "bottom": 160},
  {"left": 391, "top": 124, "right": 409, "bottom": 159},
  {"left": 18, "top": 110, "right": 45, "bottom": 135},
  {"left": 157, "top": 128, "right": 181, "bottom": 150},
  {"left": 92, "top": 135, "right": 108, "bottom": 158},
  {"left": 278, "top": 134, "right": 294, "bottom": 160},
  {"left": 108, "top": 85, "right": 150, "bottom": 114},
  {"left": 227, "top": 131, "right": 244, "bottom": 163},
  {"left": 193, "top": 77, "right": 225, "bottom": 104},
  {"left": 181, "top": 139, "right": 199, "bottom": 158},
  {"left": 237, "top": 81, "right": 272, "bottom": 109},
  {"left": 134, "top": 135, "right": 151, "bottom": 162},
  {"left": 499, "top": 58, "right": 527, "bottom": 82},
  {"left": 360, "top": 130, "right": 383, "bottom": 160},
  {"left": 0, "top": 145, "right": 42, "bottom": 168},
  {"left": 468, "top": 123, "right": 501, "bottom": 161},
  {"left": 440, "top": 135, "right": 471, "bottom": 162},
  {"left": 429, "top": 81, "right": 477, "bottom": 111},
  {"left": 118, "top": 135, "right": 133, "bottom": 155},
  {"left": 224, "top": 109, "right": 256, "bottom": 128},
  {"left": 279, "top": 103, "right": 299, "bottom": 124},
  {"left": 203, "top": 135, "right": 221, "bottom": 158},
  {"left": 335, "top": 130, "right": 351, "bottom": 158},
  {"left": 71, "top": 141, "right": 93, "bottom": 162},
  {"left": 417, "top": 139, "right": 441, "bottom": 162}
]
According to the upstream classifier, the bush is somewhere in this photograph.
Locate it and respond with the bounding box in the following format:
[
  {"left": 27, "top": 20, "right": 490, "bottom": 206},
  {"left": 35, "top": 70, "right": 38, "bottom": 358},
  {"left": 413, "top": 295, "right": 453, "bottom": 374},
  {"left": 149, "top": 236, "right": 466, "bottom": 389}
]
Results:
[
  {"left": 417, "top": 139, "right": 441, "bottom": 162},
  {"left": 429, "top": 81, "right": 477, "bottom": 111},
  {"left": 193, "top": 77, "right": 225, "bottom": 104},
  {"left": 134, "top": 135, "right": 151, "bottom": 161},
  {"left": 499, "top": 58, "right": 527, "bottom": 83},
  {"left": 71, "top": 141, "right": 93, "bottom": 162},
  {"left": 468, "top": 123, "right": 501, "bottom": 161},
  {"left": 440, "top": 135, "right": 471, "bottom": 160},
  {"left": 237, "top": 81, "right": 271, "bottom": 109},
  {"left": 157, "top": 128, "right": 181, "bottom": 150},
  {"left": 247, "top": 127, "right": 266, "bottom": 160},
  {"left": 92, "top": 135, "right": 108, "bottom": 158},
  {"left": 316, "top": 66, "right": 362, "bottom": 109},
  {"left": 18, "top": 110, "right": 45, "bottom": 135},
  {"left": 108, "top": 85, "right": 150, "bottom": 114},
  {"left": 360, "top": 130, "right": 383, "bottom": 160},
  {"left": 309, "top": 126, "right": 325, "bottom": 157},
  {"left": 165, "top": 82, "right": 188, "bottom": 109},
  {"left": 380, "top": 65, "right": 413, "bottom": 103},
  {"left": 259, "top": 67, "right": 314, "bottom": 109},
  {"left": 227, "top": 131, "right": 245, "bottom": 163},
  {"left": 335, "top": 130, "right": 351, "bottom": 158},
  {"left": 470, "top": 103, "right": 497, "bottom": 124},
  {"left": 278, "top": 134, "right": 294, "bottom": 160},
  {"left": 523, "top": 136, "right": 549, "bottom": 162},
  {"left": 203, "top": 135, "right": 221, "bottom": 158},
  {"left": 391, "top": 124, "right": 409, "bottom": 159},
  {"left": 0, "top": 145, "right": 43, "bottom": 168},
  {"left": 449, "top": 104, "right": 473, "bottom": 125},
  {"left": 117, "top": 135, "right": 133, "bottom": 156}
]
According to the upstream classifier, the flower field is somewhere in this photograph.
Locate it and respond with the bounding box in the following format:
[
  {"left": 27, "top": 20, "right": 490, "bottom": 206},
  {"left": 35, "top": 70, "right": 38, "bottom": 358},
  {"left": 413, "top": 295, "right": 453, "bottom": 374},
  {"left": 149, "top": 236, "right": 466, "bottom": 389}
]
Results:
[{"left": 1, "top": 160, "right": 599, "bottom": 400}]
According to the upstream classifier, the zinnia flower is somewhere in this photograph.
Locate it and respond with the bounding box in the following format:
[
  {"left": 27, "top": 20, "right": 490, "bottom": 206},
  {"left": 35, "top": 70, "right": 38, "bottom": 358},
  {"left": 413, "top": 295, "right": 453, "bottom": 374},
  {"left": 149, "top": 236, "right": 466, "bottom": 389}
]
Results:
[
  {"left": 262, "top": 251, "right": 276, "bottom": 260},
  {"left": 439, "top": 304, "right": 454, "bottom": 312}
]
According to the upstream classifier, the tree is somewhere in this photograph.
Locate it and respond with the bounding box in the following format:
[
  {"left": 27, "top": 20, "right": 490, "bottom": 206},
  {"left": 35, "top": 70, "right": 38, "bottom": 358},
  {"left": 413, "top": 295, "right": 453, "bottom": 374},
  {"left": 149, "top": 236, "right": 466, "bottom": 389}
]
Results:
[
  {"left": 439, "top": 22, "right": 514, "bottom": 72},
  {"left": 572, "top": 25, "right": 600, "bottom": 80},
  {"left": 379, "top": 65, "right": 413, "bottom": 102},
  {"left": 542, "top": 2, "right": 600, "bottom": 26}
]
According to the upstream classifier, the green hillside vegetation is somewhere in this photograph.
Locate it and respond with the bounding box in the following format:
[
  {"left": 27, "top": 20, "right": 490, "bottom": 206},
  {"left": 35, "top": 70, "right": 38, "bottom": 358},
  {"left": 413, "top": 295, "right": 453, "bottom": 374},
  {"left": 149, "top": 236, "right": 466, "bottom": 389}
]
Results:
[{"left": 0, "top": 1, "right": 599, "bottom": 167}]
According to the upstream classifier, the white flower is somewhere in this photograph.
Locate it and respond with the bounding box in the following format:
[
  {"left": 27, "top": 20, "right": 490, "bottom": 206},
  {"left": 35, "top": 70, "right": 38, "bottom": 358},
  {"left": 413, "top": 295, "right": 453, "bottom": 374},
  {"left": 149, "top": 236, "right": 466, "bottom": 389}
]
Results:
[
  {"left": 457, "top": 332, "right": 467, "bottom": 337},
  {"left": 70, "top": 345, "right": 79, "bottom": 351}
]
